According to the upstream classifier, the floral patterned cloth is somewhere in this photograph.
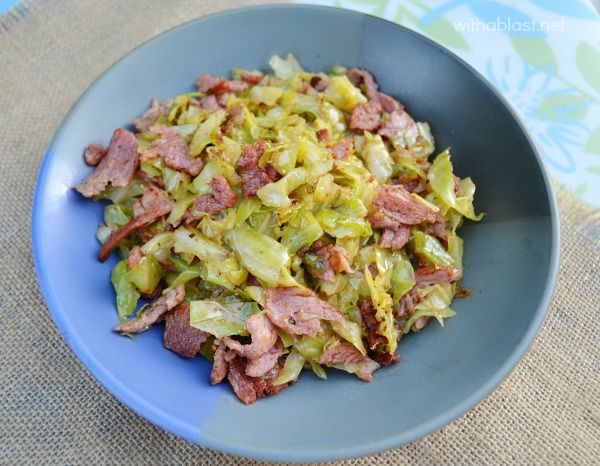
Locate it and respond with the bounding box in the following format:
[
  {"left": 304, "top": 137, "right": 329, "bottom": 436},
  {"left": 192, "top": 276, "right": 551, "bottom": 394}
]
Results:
[{"left": 300, "top": 0, "right": 600, "bottom": 207}]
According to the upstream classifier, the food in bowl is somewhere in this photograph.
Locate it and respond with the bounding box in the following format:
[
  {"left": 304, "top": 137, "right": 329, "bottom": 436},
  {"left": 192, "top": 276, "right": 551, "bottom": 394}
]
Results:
[{"left": 74, "top": 54, "right": 482, "bottom": 404}]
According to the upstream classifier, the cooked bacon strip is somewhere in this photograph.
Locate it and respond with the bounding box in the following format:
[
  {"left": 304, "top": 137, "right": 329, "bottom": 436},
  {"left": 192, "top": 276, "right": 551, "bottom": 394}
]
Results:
[
  {"left": 318, "top": 339, "right": 380, "bottom": 382},
  {"left": 245, "top": 340, "right": 283, "bottom": 378},
  {"left": 330, "top": 138, "right": 353, "bottom": 160},
  {"left": 198, "top": 94, "right": 221, "bottom": 111},
  {"left": 163, "top": 303, "right": 209, "bottom": 358},
  {"left": 395, "top": 288, "right": 419, "bottom": 319},
  {"left": 380, "top": 226, "right": 411, "bottom": 250},
  {"left": 211, "top": 342, "right": 230, "bottom": 385},
  {"left": 136, "top": 169, "right": 164, "bottom": 189},
  {"left": 237, "top": 141, "right": 272, "bottom": 198},
  {"left": 370, "top": 351, "right": 400, "bottom": 367},
  {"left": 347, "top": 68, "right": 381, "bottom": 104},
  {"left": 316, "top": 128, "right": 329, "bottom": 142},
  {"left": 310, "top": 76, "right": 330, "bottom": 92},
  {"left": 83, "top": 144, "right": 107, "bottom": 166},
  {"left": 144, "top": 125, "right": 203, "bottom": 176},
  {"left": 127, "top": 245, "right": 144, "bottom": 269},
  {"left": 325, "top": 245, "right": 353, "bottom": 273},
  {"left": 223, "top": 314, "right": 278, "bottom": 360},
  {"left": 132, "top": 98, "right": 173, "bottom": 133},
  {"left": 369, "top": 184, "right": 438, "bottom": 229},
  {"left": 196, "top": 74, "right": 248, "bottom": 95},
  {"left": 227, "top": 357, "right": 258, "bottom": 404},
  {"left": 359, "top": 299, "right": 386, "bottom": 351},
  {"left": 226, "top": 356, "right": 289, "bottom": 405},
  {"left": 349, "top": 101, "right": 381, "bottom": 133},
  {"left": 414, "top": 316, "right": 429, "bottom": 331},
  {"left": 265, "top": 287, "right": 344, "bottom": 338},
  {"left": 114, "top": 285, "right": 185, "bottom": 334},
  {"left": 240, "top": 71, "right": 264, "bottom": 85},
  {"left": 378, "top": 92, "right": 401, "bottom": 113},
  {"left": 99, "top": 186, "right": 173, "bottom": 262},
  {"left": 378, "top": 109, "right": 416, "bottom": 139},
  {"left": 307, "top": 243, "right": 353, "bottom": 282},
  {"left": 186, "top": 176, "right": 237, "bottom": 220},
  {"left": 415, "top": 266, "right": 462, "bottom": 287},
  {"left": 75, "top": 128, "right": 139, "bottom": 198}
]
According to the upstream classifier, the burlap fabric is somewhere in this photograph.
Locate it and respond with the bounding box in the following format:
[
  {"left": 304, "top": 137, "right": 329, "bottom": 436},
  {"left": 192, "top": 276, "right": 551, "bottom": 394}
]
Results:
[{"left": 1, "top": 1, "right": 598, "bottom": 464}]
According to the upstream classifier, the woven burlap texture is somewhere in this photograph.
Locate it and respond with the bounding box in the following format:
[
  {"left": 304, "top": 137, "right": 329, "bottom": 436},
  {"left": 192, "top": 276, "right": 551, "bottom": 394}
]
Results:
[{"left": 1, "top": 1, "right": 599, "bottom": 464}]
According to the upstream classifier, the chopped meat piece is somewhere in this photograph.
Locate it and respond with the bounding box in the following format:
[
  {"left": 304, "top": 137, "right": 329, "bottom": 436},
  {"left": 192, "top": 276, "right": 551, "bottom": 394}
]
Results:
[
  {"left": 396, "top": 288, "right": 419, "bottom": 319},
  {"left": 378, "top": 109, "right": 415, "bottom": 139},
  {"left": 305, "top": 246, "right": 335, "bottom": 283},
  {"left": 414, "top": 316, "right": 429, "bottom": 331},
  {"left": 75, "top": 128, "right": 139, "bottom": 198},
  {"left": 245, "top": 340, "right": 283, "bottom": 378},
  {"left": 223, "top": 103, "right": 245, "bottom": 135},
  {"left": 310, "top": 76, "right": 330, "bottom": 92},
  {"left": 240, "top": 70, "right": 264, "bottom": 84},
  {"left": 251, "top": 373, "right": 289, "bottom": 399},
  {"left": 114, "top": 285, "right": 185, "bottom": 334},
  {"left": 240, "top": 167, "right": 270, "bottom": 197},
  {"left": 212, "top": 80, "right": 248, "bottom": 94},
  {"left": 308, "top": 243, "right": 353, "bottom": 282},
  {"left": 226, "top": 356, "right": 289, "bottom": 405},
  {"left": 265, "top": 287, "right": 345, "bottom": 337},
  {"left": 199, "top": 94, "right": 221, "bottom": 111},
  {"left": 316, "top": 128, "right": 329, "bottom": 142},
  {"left": 187, "top": 175, "right": 237, "bottom": 220},
  {"left": 359, "top": 299, "right": 386, "bottom": 351},
  {"left": 347, "top": 68, "right": 381, "bottom": 104},
  {"left": 349, "top": 101, "right": 381, "bottom": 133},
  {"left": 237, "top": 140, "right": 267, "bottom": 170},
  {"left": 127, "top": 245, "right": 144, "bottom": 269},
  {"left": 216, "top": 92, "right": 234, "bottom": 107},
  {"left": 369, "top": 184, "right": 438, "bottom": 229},
  {"left": 265, "top": 164, "right": 281, "bottom": 182},
  {"left": 100, "top": 186, "right": 173, "bottom": 261},
  {"left": 378, "top": 92, "right": 402, "bottom": 113},
  {"left": 227, "top": 357, "right": 257, "bottom": 405},
  {"left": 324, "top": 245, "right": 353, "bottom": 273},
  {"left": 380, "top": 226, "right": 411, "bottom": 250},
  {"left": 211, "top": 342, "right": 229, "bottom": 385},
  {"left": 83, "top": 143, "right": 107, "bottom": 166},
  {"left": 132, "top": 98, "right": 172, "bottom": 133},
  {"left": 330, "top": 138, "right": 353, "bottom": 160},
  {"left": 318, "top": 339, "right": 380, "bottom": 382},
  {"left": 136, "top": 169, "right": 164, "bottom": 188},
  {"left": 163, "top": 303, "right": 209, "bottom": 358},
  {"left": 223, "top": 313, "right": 278, "bottom": 359},
  {"left": 132, "top": 184, "right": 173, "bottom": 218},
  {"left": 395, "top": 176, "right": 424, "bottom": 194},
  {"left": 195, "top": 74, "right": 248, "bottom": 95},
  {"left": 425, "top": 219, "right": 449, "bottom": 244},
  {"left": 415, "top": 266, "right": 462, "bottom": 287},
  {"left": 370, "top": 351, "right": 400, "bottom": 367},
  {"left": 237, "top": 141, "right": 272, "bottom": 198},
  {"left": 196, "top": 74, "right": 221, "bottom": 93},
  {"left": 345, "top": 70, "right": 411, "bottom": 136},
  {"left": 143, "top": 125, "right": 203, "bottom": 176},
  {"left": 245, "top": 274, "right": 261, "bottom": 287}
]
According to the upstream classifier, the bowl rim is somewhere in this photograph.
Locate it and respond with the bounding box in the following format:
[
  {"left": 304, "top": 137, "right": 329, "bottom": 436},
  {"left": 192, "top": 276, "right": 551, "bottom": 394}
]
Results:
[{"left": 31, "top": 3, "right": 561, "bottom": 462}]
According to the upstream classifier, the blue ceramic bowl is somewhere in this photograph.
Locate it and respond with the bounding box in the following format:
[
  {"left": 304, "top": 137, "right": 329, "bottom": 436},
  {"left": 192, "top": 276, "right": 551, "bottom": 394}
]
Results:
[{"left": 32, "top": 5, "right": 559, "bottom": 462}]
